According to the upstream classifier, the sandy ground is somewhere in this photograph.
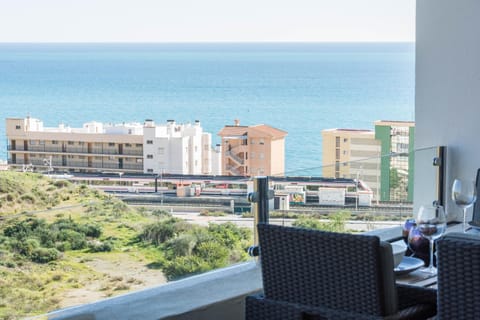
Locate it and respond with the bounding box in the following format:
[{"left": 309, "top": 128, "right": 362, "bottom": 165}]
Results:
[{"left": 59, "top": 253, "right": 167, "bottom": 309}]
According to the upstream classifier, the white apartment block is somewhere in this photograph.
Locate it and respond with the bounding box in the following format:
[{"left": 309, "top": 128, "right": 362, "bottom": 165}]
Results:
[
  {"left": 6, "top": 117, "right": 217, "bottom": 175},
  {"left": 142, "top": 120, "right": 213, "bottom": 175}
]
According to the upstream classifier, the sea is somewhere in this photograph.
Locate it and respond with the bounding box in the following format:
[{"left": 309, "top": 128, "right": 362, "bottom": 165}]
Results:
[{"left": 0, "top": 43, "right": 415, "bottom": 176}]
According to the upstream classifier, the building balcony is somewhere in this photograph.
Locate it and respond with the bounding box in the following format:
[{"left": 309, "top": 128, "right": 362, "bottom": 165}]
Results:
[{"left": 7, "top": 148, "right": 143, "bottom": 157}]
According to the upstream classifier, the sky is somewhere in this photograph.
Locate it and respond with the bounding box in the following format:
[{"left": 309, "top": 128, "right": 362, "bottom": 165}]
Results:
[{"left": 0, "top": 0, "right": 415, "bottom": 42}]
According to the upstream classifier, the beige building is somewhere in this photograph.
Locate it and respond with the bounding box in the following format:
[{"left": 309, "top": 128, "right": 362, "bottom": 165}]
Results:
[
  {"left": 217, "top": 120, "right": 287, "bottom": 176},
  {"left": 6, "top": 117, "right": 217, "bottom": 175},
  {"left": 322, "top": 129, "right": 381, "bottom": 198}
]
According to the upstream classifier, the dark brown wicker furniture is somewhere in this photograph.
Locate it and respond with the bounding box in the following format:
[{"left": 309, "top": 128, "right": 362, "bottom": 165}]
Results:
[
  {"left": 245, "top": 224, "right": 437, "bottom": 320},
  {"left": 436, "top": 232, "right": 480, "bottom": 319}
]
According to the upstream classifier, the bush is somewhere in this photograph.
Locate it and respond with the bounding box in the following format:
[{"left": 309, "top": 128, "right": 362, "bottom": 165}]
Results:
[
  {"left": 292, "top": 217, "right": 324, "bottom": 230},
  {"left": 163, "top": 256, "right": 210, "bottom": 280},
  {"left": 194, "top": 241, "right": 229, "bottom": 268},
  {"left": 53, "top": 180, "right": 71, "bottom": 188},
  {"left": 151, "top": 209, "right": 171, "bottom": 218},
  {"left": 166, "top": 234, "right": 197, "bottom": 257},
  {"left": 57, "top": 230, "right": 87, "bottom": 250},
  {"left": 19, "top": 193, "right": 36, "bottom": 204},
  {"left": 31, "top": 247, "right": 60, "bottom": 263},
  {"left": 141, "top": 218, "right": 191, "bottom": 245},
  {"left": 88, "top": 240, "right": 114, "bottom": 252},
  {"left": 82, "top": 224, "right": 102, "bottom": 238}
]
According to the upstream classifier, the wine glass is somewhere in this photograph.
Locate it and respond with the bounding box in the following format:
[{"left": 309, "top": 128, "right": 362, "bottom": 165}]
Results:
[
  {"left": 452, "top": 179, "right": 477, "bottom": 232},
  {"left": 416, "top": 205, "right": 447, "bottom": 274}
]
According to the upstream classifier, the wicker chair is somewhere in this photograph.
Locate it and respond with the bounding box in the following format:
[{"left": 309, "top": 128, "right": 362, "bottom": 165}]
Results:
[
  {"left": 245, "top": 224, "right": 437, "bottom": 320},
  {"left": 436, "top": 232, "right": 480, "bottom": 319}
]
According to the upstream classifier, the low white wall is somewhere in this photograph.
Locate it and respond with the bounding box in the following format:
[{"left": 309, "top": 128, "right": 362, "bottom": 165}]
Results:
[{"left": 46, "top": 262, "right": 262, "bottom": 320}]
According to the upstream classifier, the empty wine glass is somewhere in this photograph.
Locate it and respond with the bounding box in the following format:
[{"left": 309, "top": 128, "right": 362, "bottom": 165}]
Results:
[
  {"left": 416, "top": 205, "right": 447, "bottom": 274},
  {"left": 452, "top": 179, "right": 477, "bottom": 232}
]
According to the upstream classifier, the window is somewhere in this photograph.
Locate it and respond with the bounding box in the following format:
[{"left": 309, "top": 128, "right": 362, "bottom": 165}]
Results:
[
  {"left": 147, "top": 168, "right": 153, "bottom": 173},
  {"left": 78, "top": 141, "right": 84, "bottom": 146},
  {"left": 52, "top": 140, "right": 58, "bottom": 145},
  {"left": 251, "top": 139, "right": 255, "bottom": 144},
  {"left": 136, "top": 143, "right": 143, "bottom": 147},
  {"left": 251, "top": 152, "right": 255, "bottom": 158},
  {"left": 125, "top": 143, "right": 132, "bottom": 147},
  {"left": 259, "top": 139, "right": 264, "bottom": 145},
  {"left": 29, "top": 140, "right": 37, "bottom": 145},
  {"left": 259, "top": 153, "right": 265, "bottom": 159},
  {"left": 344, "top": 138, "right": 348, "bottom": 143},
  {"left": 108, "top": 143, "right": 115, "bottom": 147},
  {"left": 147, "top": 154, "right": 153, "bottom": 159},
  {"left": 158, "top": 148, "right": 164, "bottom": 155},
  {"left": 146, "top": 140, "right": 153, "bottom": 144},
  {"left": 15, "top": 125, "right": 21, "bottom": 130},
  {"left": 136, "top": 158, "right": 143, "bottom": 163}
]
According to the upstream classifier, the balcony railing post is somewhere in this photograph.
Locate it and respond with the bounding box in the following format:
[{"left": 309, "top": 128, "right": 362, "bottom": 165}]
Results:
[{"left": 247, "top": 176, "right": 272, "bottom": 257}]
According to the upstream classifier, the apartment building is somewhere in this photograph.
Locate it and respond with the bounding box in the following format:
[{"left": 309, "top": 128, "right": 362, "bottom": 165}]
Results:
[
  {"left": 142, "top": 119, "right": 213, "bottom": 175},
  {"left": 322, "top": 120, "right": 415, "bottom": 202},
  {"left": 374, "top": 120, "right": 415, "bottom": 202},
  {"left": 217, "top": 120, "right": 287, "bottom": 176},
  {"left": 6, "top": 117, "right": 217, "bottom": 175},
  {"left": 322, "top": 129, "right": 381, "bottom": 199}
]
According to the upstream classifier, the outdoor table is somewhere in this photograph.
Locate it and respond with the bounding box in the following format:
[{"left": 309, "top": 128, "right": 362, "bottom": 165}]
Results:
[{"left": 395, "top": 222, "right": 480, "bottom": 288}]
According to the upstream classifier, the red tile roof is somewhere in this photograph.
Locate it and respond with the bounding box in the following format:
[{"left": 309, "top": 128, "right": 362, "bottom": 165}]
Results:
[{"left": 218, "top": 124, "right": 287, "bottom": 139}]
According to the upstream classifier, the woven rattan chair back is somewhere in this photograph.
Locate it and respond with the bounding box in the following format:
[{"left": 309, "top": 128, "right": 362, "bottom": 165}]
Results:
[
  {"left": 257, "top": 223, "right": 394, "bottom": 316},
  {"left": 437, "top": 232, "right": 480, "bottom": 319}
]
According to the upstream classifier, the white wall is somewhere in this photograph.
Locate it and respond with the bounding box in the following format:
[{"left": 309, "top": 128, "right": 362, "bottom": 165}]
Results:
[{"left": 415, "top": 0, "right": 480, "bottom": 219}]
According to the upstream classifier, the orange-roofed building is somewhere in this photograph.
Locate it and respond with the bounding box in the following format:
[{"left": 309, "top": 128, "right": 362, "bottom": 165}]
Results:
[{"left": 217, "top": 120, "right": 287, "bottom": 176}]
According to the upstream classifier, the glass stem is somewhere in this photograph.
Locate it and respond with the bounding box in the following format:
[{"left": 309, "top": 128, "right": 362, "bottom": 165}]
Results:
[
  {"left": 463, "top": 207, "right": 468, "bottom": 233},
  {"left": 429, "top": 239, "right": 434, "bottom": 270}
]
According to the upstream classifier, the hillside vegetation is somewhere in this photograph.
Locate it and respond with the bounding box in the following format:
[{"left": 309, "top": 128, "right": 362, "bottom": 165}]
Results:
[{"left": 0, "top": 171, "right": 252, "bottom": 319}]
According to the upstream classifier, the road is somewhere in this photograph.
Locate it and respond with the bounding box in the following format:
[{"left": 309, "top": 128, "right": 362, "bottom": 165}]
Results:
[{"left": 171, "top": 211, "right": 403, "bottom": 232}]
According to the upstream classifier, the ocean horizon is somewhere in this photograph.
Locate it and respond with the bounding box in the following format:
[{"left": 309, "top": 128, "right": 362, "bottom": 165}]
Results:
[{"left": 0, "top": 42, "right": 415, "bottom": 175}]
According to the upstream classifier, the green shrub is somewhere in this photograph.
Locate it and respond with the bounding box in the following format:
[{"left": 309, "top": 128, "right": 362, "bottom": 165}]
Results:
[
  {"left": 141, "top": 218, "right": 191, "bottom": 245},
  {"left": 166, "top": 234, "right": 197, "bottom": 257},
  {"left": 53, "top": 180, "right": 71, "bottom": 188},
  {"left": 292, "top": 217, "right": 324, "bottom": 230},
  {"left": 163, "top": 256, "right": 210, "bottom": 280},
  {"left": 57, "top": 230, "right": 86, "bottom": 250},
  {"left": 151, "top": 209, "right": 171, "bottom": 218},
  {"left": 82, "top": 224, "right": 102, "bottom": 238},
  {"left": 31, "top": 247, "right": 60, "bottom": 263},
  {"left": 194, "top": 241, "right": 229, "bottom": 267},
  {"left": 88, "top": 240, "right": 114, "bottom": 252},
  {"left": 19, "top": 193, "right": 36, "bottom": 204}
]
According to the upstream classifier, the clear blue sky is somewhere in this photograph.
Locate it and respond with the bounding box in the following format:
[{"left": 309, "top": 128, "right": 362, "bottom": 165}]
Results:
[{"left": 0, "top": 0, "right": 415, "bottom": 42}]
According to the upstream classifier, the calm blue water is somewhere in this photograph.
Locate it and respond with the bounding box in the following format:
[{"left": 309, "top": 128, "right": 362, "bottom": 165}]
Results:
[{"left": 0, "top": 43, "right": 415, "bottom": 175}]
